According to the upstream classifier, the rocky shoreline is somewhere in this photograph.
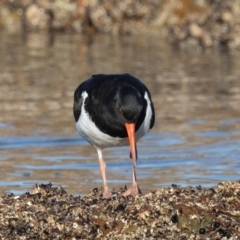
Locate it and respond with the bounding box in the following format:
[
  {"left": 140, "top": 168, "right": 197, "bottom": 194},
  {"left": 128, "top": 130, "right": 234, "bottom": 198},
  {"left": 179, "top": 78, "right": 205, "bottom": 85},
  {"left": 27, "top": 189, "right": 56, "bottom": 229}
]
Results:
[
  {"left": 0, "top": 181, "right": 239, "bottom": 239},
  {"left": 0, "top": 0, "right": 240, "bottom": 50},
  {"left": 1, "top": 0, "right": 240, "bottom": 49}
]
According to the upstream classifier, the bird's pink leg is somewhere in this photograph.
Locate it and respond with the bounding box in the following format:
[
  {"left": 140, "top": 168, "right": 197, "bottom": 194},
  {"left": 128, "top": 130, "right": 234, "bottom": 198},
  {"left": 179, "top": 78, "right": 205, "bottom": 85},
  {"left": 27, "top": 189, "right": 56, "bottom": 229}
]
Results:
[
  {"left": 97, "top": 149, "right": 111, "bottom": 198},
  {"left": 123, "top": 123, "right": 141, "bottom": 196},
  {"left": 122, "top": 156, "right": 141, "bottom": 196}
]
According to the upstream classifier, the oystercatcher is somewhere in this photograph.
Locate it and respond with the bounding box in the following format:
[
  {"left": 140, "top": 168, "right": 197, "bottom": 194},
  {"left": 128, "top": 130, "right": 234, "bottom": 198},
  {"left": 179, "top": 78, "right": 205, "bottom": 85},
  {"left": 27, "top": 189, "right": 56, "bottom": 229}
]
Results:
[{"left": 73, "top": 74, "right": 155, "bottom": 198}]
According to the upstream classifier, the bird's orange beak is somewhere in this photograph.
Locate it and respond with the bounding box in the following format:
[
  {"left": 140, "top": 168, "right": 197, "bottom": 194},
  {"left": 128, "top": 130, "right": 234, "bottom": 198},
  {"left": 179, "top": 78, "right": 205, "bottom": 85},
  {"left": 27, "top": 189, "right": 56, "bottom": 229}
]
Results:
[{"left": 125, "top": 123, "right": 137, "bottom": 165}]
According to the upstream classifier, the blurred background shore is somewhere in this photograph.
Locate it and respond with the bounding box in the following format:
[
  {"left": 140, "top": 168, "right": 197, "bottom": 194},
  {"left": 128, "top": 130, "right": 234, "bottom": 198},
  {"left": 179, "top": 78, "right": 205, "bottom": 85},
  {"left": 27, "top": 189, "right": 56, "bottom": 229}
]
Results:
[{"left": 1, "top": 0, "right": 240, "bottom": 49}]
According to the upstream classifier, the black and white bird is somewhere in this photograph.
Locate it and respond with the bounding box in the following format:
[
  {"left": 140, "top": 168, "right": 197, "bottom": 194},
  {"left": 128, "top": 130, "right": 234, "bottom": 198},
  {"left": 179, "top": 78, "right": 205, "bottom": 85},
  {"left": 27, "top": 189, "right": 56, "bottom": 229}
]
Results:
[{"left": 73, "top": 74, "right": 155, "bottom": 198}]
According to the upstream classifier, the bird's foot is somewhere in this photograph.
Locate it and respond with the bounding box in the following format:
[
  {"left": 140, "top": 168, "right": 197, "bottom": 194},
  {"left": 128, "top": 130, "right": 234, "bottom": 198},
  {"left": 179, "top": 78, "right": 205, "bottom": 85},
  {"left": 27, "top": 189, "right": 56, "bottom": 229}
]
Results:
[
  {"left": 102, "top": 190, "right": 111, "bottom": 199},
  {"left": 123, "top": 183, "right": 141, "bottom": 196},
  {"left": 102, "top": 186, "right": 111, "bottom": 199}
]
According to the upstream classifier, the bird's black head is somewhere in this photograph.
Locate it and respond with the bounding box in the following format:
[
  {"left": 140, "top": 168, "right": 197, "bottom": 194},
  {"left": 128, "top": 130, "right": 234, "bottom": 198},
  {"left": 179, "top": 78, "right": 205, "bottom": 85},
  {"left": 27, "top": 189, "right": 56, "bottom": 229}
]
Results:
[{"left": 116, "top": 86, "right": 143, "bottom": 124}]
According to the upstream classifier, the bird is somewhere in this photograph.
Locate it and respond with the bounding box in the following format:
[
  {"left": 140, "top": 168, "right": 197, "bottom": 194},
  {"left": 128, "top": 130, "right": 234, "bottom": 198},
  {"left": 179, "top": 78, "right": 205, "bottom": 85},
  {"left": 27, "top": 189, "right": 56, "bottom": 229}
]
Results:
[{"left": 73, "top": 74, "right": 155, "bottom": 198}]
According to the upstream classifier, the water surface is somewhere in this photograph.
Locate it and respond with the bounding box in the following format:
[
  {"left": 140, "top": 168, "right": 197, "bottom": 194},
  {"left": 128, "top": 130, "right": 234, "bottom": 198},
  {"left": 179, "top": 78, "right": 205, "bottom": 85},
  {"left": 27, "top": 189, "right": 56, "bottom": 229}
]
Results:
[{"left": 1, "top": 32, "right": 240, "bottom": 195}]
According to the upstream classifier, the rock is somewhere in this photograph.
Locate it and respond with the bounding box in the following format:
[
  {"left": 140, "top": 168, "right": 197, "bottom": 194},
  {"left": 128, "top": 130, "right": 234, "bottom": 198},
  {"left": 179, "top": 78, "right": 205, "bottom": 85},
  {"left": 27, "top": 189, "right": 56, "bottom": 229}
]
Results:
[
  {"left": 189, "top": 23, "right": 203, "bottom": 38},
  {"left": 25, "top": 4, "right": 50, "bottom": 30},
  {"left": 221, "top": 11, "right": 233, "bottom": 23}
]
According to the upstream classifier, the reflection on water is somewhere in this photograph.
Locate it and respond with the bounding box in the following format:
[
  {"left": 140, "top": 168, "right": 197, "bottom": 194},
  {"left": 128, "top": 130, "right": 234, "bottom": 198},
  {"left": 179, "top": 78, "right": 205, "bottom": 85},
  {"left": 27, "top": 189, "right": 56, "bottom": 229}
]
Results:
[
  {"left": 0, "top": 32, "right": 240, "bottom": 195},
  {"left": 0, "top": 136, "right": 86, "bottom": 149}
]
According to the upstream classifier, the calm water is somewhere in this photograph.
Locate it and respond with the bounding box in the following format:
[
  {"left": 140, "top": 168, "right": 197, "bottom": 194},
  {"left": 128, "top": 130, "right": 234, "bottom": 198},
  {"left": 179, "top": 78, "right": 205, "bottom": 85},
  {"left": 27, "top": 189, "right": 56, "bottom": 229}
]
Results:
[{"left": 0, "top": 32, "right": 240, "bottom": 195}]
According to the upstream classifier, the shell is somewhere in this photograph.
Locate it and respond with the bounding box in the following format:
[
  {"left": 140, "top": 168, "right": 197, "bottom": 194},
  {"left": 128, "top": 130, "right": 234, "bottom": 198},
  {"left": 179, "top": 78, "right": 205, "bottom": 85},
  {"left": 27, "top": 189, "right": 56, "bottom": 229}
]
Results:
[{"left": 0, "top": 181, "right": 239, "bottom": 239}]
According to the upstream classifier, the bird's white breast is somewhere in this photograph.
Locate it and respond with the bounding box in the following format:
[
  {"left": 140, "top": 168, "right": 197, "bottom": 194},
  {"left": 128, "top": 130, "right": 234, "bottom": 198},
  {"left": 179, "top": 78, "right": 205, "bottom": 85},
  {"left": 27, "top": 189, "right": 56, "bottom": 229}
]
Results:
[{"left": 76, "top": 91, "right": 153, "bottom": 150}]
